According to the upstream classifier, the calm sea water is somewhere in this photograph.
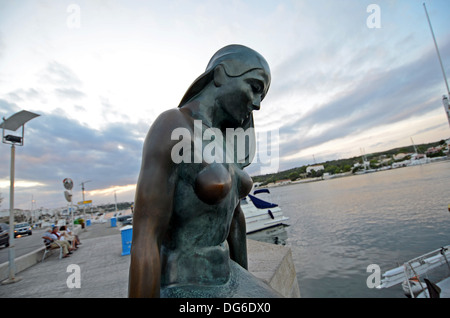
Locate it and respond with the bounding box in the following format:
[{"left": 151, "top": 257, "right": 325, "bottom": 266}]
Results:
[{"left": 248, "top": 160, "right": 450, "bottom": 298}]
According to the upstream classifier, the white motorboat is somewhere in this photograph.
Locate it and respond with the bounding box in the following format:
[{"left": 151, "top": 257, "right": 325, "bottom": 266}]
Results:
[
  {"left": 377, "top": 245, "right": 450, "bottom": 298},
  {"left": 240, "top": 189, "right": 289, "bottom": 233}
]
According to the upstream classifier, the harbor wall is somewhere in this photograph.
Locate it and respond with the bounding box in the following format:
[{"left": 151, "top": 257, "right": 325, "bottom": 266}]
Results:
[{"left": 247, "top": 239, "right": 301, "bottom": 298}]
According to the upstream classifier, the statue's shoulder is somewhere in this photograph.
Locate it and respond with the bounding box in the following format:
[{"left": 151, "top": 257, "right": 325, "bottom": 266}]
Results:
[
  {"left": 153, "top": 108, "right": 188, "bottom": 127},
  {"left": 143, "top": 108, "right": 189, "bottom": 157},
  {"left": 149, "top": 108, "right": 194, "bottom": 138}
]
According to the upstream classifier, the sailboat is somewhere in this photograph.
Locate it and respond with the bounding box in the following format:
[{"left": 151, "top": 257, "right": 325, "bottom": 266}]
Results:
[
  {"left": 376, "top": 3, "right": 450, "bottom": 298},
  {"left": 408, "top": 137, "right": 430, "bottom": 166},
  {"left": 423, "top": 2, "right": 450, "bottom": 126}
]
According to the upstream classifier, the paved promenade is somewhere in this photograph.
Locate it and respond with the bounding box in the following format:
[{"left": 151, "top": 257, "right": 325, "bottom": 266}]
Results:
[
  {"left": 0, "top": 223, "right": 129, "bottom": 298},
  {"left": 0, "top": 222, "right": 300, "bottom": 298}
]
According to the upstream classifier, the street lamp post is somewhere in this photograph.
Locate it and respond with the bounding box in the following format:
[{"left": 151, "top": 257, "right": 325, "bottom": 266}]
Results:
[
  {"left": 1, "top": 110, "right": 40, "bottom": 284},
  {"left": 80, "top": 180, "right": 91, "bottom": 220},
  {"left": 63, "top": 178, "right": 74, "bottom": 228}
]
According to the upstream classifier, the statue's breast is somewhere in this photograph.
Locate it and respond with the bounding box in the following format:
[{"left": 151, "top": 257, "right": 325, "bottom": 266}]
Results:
[
  {"left": 195, "top": 163, "right": 232, "bottom": 205},
  {"left": 194, "top": 163, "right": 253, "bottom": 205}
]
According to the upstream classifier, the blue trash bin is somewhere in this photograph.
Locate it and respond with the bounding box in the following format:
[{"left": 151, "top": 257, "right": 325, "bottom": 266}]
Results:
[
  {"left": 86, "top": 219, "right": 91, "bottom": 226},
  {"left": 111, "top": 217, "right": 117, "bottom": 227},
  {"left": 120, "top": 225, "right": 133, "bottom": 256}
]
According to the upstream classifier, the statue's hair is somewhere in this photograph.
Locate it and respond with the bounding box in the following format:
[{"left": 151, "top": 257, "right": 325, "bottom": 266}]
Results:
[{"left": 178, "top": 44, "right": 271, "bottom": 107}]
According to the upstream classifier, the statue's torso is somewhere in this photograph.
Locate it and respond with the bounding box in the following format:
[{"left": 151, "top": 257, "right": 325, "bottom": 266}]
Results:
[{"left": 160, "top": 158, "right": 252, "bottom": 287}]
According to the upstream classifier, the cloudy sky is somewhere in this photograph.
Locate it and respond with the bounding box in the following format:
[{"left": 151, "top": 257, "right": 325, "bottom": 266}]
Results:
[{"left": 0, "top": 0, "right": 449, "bottom": 210}]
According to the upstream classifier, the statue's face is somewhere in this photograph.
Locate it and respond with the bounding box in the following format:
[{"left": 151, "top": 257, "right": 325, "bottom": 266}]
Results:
[{"left": 215, "top": 68, "right": 269, "bottom": 127}]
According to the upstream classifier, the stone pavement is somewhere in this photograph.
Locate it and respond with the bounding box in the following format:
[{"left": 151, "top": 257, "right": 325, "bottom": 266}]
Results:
[
  {"left": 0, "top": 222, "right": 300, "bottom": 298},
  {"left": 0, "top": 223, "right": 129, "bottom": 298}
]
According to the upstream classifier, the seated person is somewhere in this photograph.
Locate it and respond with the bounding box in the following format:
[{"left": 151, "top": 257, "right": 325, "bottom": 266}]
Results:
[
  {"left": 59, "top": 225, "right": 80, "bottom": 249},
  {"left": 65, "top": 226, "right": 81, "bottom": 245},
  {"left": 42, "top": 227, "right": 73, "bottom": 258}
]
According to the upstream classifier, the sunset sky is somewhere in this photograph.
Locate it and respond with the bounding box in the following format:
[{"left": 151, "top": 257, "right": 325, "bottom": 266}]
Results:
[{"left": 1, "top": 0, "right": 449, "bottom": 209}]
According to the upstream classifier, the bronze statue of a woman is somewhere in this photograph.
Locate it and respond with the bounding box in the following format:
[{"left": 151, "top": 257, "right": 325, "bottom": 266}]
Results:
[{"left": 128, "top": 44, "right": 281, "bottom": 297}]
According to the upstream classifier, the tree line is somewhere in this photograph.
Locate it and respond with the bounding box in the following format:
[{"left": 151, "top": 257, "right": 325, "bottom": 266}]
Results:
[{"left": 252, "top": 139, "right": 447, "bottom": 186}]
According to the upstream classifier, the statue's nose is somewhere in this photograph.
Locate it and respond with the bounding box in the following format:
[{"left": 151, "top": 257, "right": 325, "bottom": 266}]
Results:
[{"left": 252, "top": 96, "right": 261, "bottom": 111}]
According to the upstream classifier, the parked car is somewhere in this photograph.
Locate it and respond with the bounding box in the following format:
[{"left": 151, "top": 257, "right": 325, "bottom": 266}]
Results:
[
  {"left": 117, "top": 215, "right": 132, "bottom": 223},
  {"left": 0, "top": 223, "right": 9, "bottom": 247},
  {"left": 121, "top": 217, "right": 133, "bottom": 225},
  {"left": 14, "top": 222, "right": 32, "bottom": 237}
]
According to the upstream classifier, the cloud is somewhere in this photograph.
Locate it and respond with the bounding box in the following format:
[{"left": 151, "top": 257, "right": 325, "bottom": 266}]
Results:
[
  {"left": 0, "top": 98, "right": 19, "bottom": 115},
  {"left": 54, "top": 88, "right": 85, "bottom": 100},
  {"left": 0, "top": 31, "right": 5, "bottom": 59},
  {"left": 2, "top": 0, "right": 450, "bottom": 208},
  {"left": 41, "top": 61, "right": 82, "bottom": 87},
  {"left": 6, "top": 88, "right": 41, "bottom": 102},
  {"left": 272, "top": 37, "right": 450, "bottom": 163},
  {"left": 0, "top": 107, "right": 144, "bottom": 208}
]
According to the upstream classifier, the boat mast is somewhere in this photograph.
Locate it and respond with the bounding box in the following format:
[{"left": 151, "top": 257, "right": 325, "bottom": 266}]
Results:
[
  {"left": 410, "top": 137, "right": 418, "bottom": 154},
  {"left": 423, "top": 2, "right": 450, "bottom": 126}
]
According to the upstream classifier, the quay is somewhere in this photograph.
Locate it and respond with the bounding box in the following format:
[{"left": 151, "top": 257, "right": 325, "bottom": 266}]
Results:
[{"left": 0, "top": 222, "right": 300, "bottom": 298}]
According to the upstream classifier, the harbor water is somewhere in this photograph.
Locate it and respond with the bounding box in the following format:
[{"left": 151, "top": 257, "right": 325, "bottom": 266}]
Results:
[{"left": 248, "top": 160, "right": 450, "bottom": 297}]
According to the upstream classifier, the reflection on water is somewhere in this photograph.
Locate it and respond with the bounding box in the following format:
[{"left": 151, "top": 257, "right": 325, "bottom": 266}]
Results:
[{"left": 250, "top": 161, "right": 450, "bottom": 297}]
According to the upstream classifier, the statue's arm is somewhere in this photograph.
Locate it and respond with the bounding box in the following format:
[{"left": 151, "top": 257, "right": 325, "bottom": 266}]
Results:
[
  {"left": 128, "top": 110, "right": 179, "bottom": 297},
  {"left": 227, "top": 203, "right": 248, "bottom": 269}
]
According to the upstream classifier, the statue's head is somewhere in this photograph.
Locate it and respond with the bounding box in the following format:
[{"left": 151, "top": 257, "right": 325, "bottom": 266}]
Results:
[
  {"left": 179, "top": 45, "right": 271, "bottom": 167},
  {"left": 178, "top": 44, "right": 271, "bottom": 109}
]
